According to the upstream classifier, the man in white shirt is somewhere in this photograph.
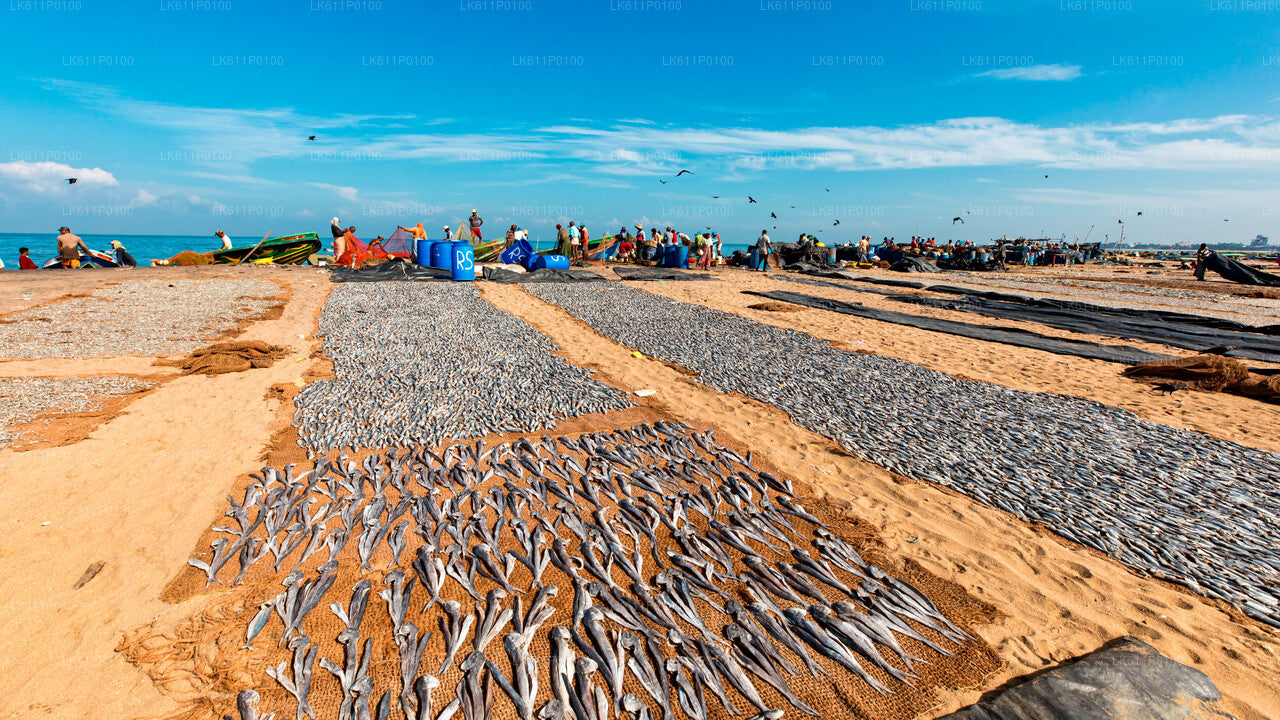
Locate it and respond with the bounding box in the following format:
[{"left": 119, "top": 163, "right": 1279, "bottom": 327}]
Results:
[{"left": 215, "top": 229, "right": 232, "bottom": 250}]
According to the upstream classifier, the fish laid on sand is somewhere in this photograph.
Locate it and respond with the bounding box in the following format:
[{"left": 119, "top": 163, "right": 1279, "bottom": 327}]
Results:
[
  {"left": 527, "top": 282, "right": 1280, "bottom": 629},
  {"left": 199, "top": 423, "right": 972, "bottom": 720}
]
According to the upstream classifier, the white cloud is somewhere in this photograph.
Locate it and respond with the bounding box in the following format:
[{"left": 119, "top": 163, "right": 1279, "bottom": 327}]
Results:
[
  {"left": 309, "top": 182, "right": 360, "bottom": 202},
  {"left": 132, "top": 189, "right": 157, "bottom": 205},
  {"left": 974, "top": 64, "right": 1083, "bottom": 82},
  {"left": 0, "top": 160, "right": 118, "bottom": 194}
]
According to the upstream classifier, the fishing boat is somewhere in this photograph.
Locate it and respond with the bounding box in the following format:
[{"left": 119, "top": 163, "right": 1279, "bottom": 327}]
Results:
[
  {"left": 211, "top": 232, "right": 321, "bottom": 265},
  {"left": 42, "top": 248, "right": 121, "bottom": 269}
]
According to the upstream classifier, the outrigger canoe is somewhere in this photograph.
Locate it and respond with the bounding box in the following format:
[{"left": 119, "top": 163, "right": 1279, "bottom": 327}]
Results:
[{"left": 211, "top": 232, "right": 321, "bottom": 265}]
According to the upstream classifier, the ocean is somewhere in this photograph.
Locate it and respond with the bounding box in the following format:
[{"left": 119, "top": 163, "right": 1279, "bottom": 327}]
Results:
[{"left": 0, "top": 231, "right": 757, "bottom": 269}]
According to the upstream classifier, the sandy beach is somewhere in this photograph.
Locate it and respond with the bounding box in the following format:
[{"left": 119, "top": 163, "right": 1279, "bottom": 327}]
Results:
[{"left": 1, "top": 262, "right": 1277, "bottom": 720}]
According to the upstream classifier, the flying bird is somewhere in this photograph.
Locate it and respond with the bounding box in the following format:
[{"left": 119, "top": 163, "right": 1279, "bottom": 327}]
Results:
[
  {"left": 1043, "top": 175, "right": 1049, "bottom": 179},
  {"left": 1137, "top": 211, "right": 1143, "bottom": 216},
  {"left": 1224, "top": 218, "right": 1230, "bottom": 221},
  {"left": 770, "top": 212, "right": 777, "bottom": 219},
  {"left": 659, "top": 179, "right": 667, "bottom": 184},
  {"left": 825, "top": 188, "right": 830, "bottom": 192},
  {"left": 833, "top": 219, "right": 840, "bottom": 226},
  {"left": 66, "top": 178, "right": 77, "bottom": 184},
  {"left": 675, "top": 169, "right": 693, "bottom": 176},
  {"left": 748, "top": 196, "right": 757, "bottom": 203},
  {"left": 789, "top": 205, "right": 796, "bottom": 209},
  {"left": 712, "top": 195, "right": 720, "bottom": 199},
  {"left": 952, "top": 217, "right": 964, "bottom": 224},
  {"left": 307, "top": 135, "right": 316, "bottom": 141}
]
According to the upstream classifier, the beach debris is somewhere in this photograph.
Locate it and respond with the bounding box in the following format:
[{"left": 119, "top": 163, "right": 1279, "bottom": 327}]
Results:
[
  {"left": 292, "top": 284, "right": 632, "bottom": 454},
  {"left": 634, "top": 389, "right": 656, "bottom": 397},
  {"left": 211, "top": 422, "right": 971, "bottom": 718},
  {"left": 72, "top": 561, "right": 105, "bottom": 589},
  {"left": 527, "top": 282, "right": 1280, "bottom": 629}
]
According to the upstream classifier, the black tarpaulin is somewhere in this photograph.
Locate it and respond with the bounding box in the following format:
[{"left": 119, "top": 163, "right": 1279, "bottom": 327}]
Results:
[
  {"left": 481, "top": 267, "right": 606, "bottom": 284},
  {"left": 330, "top": 259, "right": 452, "bottom": 282},
  {"left": 890, "top": 255, "right": 943, "bottom": 273},
  {"left": 746, "top": 290, "right": 1169, "bottom": 365},
  {"left": 1204, "top": 252, "right": 1280, "bottom": 286},
  {"left": 941, "top": 637, "right": 1231, "bottom": 720},
  {"left": 613, "top": 267, "right": 714, "bottom": 281},
  {"left": 894, "top": 292, "right": 1280, "bottom": 363}
]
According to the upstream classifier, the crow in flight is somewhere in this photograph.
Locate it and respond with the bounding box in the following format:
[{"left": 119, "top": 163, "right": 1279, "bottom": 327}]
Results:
[
  {"left": 307, "top": 135, "right": 316, "bottom": 141},
  {"left": 675, "top": 169, "right": 693, "bottom": 176},
  {"left": 833, "top": 219, "right": 840, "bottom": 226},
  {"left": 770, "top": 212, "right": 777, "bottom": 219},
  {"left": 952, "top": 217, "right": 963, "bottom": 224},
  {"left": 748, "top": 196, "right": 757, "bottom": 203},
  {"left": 66, "top": 178, "right": 77, "bottom": 184}
]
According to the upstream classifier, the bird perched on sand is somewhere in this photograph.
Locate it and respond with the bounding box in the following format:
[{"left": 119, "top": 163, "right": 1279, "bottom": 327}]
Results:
[
  {"left": 1152, "top": 382, "right": 1191, "bottom": 395},
  {"left": 952, "top": 217, "right": 964, "bottom": 224},
  {"left": 66, "top": 178, "right": 77, "bottom": 184}
]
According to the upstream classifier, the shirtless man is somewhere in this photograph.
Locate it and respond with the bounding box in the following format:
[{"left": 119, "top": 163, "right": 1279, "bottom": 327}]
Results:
[{"left": 56, "top": 226, "right": 89, "bottom": 268}]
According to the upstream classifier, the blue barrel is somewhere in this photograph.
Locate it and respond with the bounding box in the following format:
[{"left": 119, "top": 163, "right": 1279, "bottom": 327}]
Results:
[
  {"left": 672, "top": 246, "right": 689, "bottom": 269},
  {"left": 451, "top": 242, "right": 475, "bottom": 281},
  {"left": 641, "top": 245, "right": 660, "bottom": 262},
  {"left": 430, "top": 242, "right": 449, "bottom": 269},
  {"left": 978, "top": 251, "right": 989, "bottom": 262},
  {"left": 748, "top": 247, "right": 760, "bottom": 269},
  {"left": 531, "top": 254, "right": 570, "bottom": 271},
  {"left": 415, "top": 239, "right": 432, "bottom": 266},
  {"left": 964, "top": 249, "right": 976, "bottom": 261}
]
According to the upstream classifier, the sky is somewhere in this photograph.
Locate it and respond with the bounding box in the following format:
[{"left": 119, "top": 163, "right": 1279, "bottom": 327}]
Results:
[{"left": 2, "top": 0, "right": 1280, "bottom": 246}]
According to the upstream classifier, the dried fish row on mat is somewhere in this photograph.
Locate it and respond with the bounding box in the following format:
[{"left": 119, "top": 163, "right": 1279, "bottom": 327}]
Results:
[
  {"left": 191, "top": 423, "right": 978, "bottom": 720},
  {"left": 525, "top": 282, "right": 1280, "bottom": 630},
  {"left": 292, "top": 283, "right": 632, "bottom": 454},
  {"left": 0, "top": 279, "right": 280, "bottom": 360},
  {"left": 0, "top": 375, "right": 153, "bottom": 448}
]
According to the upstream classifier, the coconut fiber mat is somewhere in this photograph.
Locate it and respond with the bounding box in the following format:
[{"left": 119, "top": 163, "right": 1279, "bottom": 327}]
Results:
[{"left": 133, "top": 422, "right": 999, "bottom": 720}]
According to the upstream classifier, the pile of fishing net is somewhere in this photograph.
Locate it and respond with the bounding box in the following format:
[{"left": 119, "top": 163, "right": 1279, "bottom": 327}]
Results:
[
  {"left": 169, "top": 340, "right": 288, "bottom": 375},
  {"left": 163, "top": 251, "right": 214, "bottom": 266},
  {"left": 1122, "top": 354, "right": 1280, "bottom": 402}
]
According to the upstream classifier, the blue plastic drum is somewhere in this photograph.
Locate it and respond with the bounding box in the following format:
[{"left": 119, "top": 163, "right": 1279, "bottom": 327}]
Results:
[{"left": 451, "top": 242, "right": 475, "bottom": 281}]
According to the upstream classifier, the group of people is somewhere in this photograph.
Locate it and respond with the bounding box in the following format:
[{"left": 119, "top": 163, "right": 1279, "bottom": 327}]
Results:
[{"left": 5, "top": 226, "right": 137, "bottom": 270}]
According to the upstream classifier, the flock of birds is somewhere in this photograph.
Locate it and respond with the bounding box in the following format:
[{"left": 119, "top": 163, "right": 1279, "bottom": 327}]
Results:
[{"left": 198, "top": 421, "right": 971, "bottom": 720}]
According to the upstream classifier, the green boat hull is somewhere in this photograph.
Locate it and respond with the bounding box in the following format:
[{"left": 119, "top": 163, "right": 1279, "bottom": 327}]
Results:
[{"left": 212, "top": 232, "right": 322, "bottom": 265}]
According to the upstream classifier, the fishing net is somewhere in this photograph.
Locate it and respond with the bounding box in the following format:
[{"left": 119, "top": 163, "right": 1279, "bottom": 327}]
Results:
[
  {"left": 166, "top": 251, "right": 215, "bottom": 266},
  {"left": 139, "top": 424, "right": 1000, "bottom": 720},
  {"left": 167, "top": 341, "right": 288, "bottom": 375},
  {"left": 1122, "top": 354, "right": 1280, "bottom": 402}
]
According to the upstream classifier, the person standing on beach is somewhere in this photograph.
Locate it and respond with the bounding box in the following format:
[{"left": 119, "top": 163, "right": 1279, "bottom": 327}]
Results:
[
  {"left": 469, "top": 210, "right": 483, "bottom": 241},
  {"left": 580, "top": 224, "right": 591, "bottom": 261},
  {"left": 505, "top": 224, "right": 518, "bottom": 248},
  {"left": 56, "top": 226, "right": 89, "bottom": 268},
  {"left": 755, "top": 229, "right": 772, "bottom": 271},
  {"left": 1194, "top": 243, "right": 1211, "bottom": 281},
  {"left": 215, "top": 229, "right": 232, "bottom": 250},
  {"left": 568, "top": 221, "right": 580, "bottom": 258},
  {"left": 398, "top": 222, "right": 428, "bottom": 240},
  {"left": 556, "top": 223, "right": 569, "bottom": 256},
  {"left": 18, "top": 247, "right": 38, "bottom": 270}
]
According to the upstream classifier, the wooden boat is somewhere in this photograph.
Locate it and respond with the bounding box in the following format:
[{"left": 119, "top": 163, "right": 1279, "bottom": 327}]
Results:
[
  {"left": 211, "top": 232, "right": 321, "bottom": 265},
  {"left": 42, "top": 248, "right": 121, "bottom": 269}
]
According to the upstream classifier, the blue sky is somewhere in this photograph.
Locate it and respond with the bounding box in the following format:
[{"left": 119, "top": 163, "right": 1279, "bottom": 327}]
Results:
[{"left": 3, "top": 0, "right": 1280, "bottom": 246}]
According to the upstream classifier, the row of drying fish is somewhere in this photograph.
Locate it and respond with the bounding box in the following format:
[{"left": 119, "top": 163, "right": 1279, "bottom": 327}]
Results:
[
  {"left": 198, "top": 422, "right": 970, "bottom": 720},
  {"left": 525, "top": 283, "right": 1280, "bottom": 629},
  {"left": 292, "top": 283, "right": 631, "bottom": 455}
]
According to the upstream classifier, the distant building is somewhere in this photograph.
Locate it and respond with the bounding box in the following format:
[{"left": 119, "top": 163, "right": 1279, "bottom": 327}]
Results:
[{"left": 1250, "top": 234, "right": 1270, "bottom": 247}]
